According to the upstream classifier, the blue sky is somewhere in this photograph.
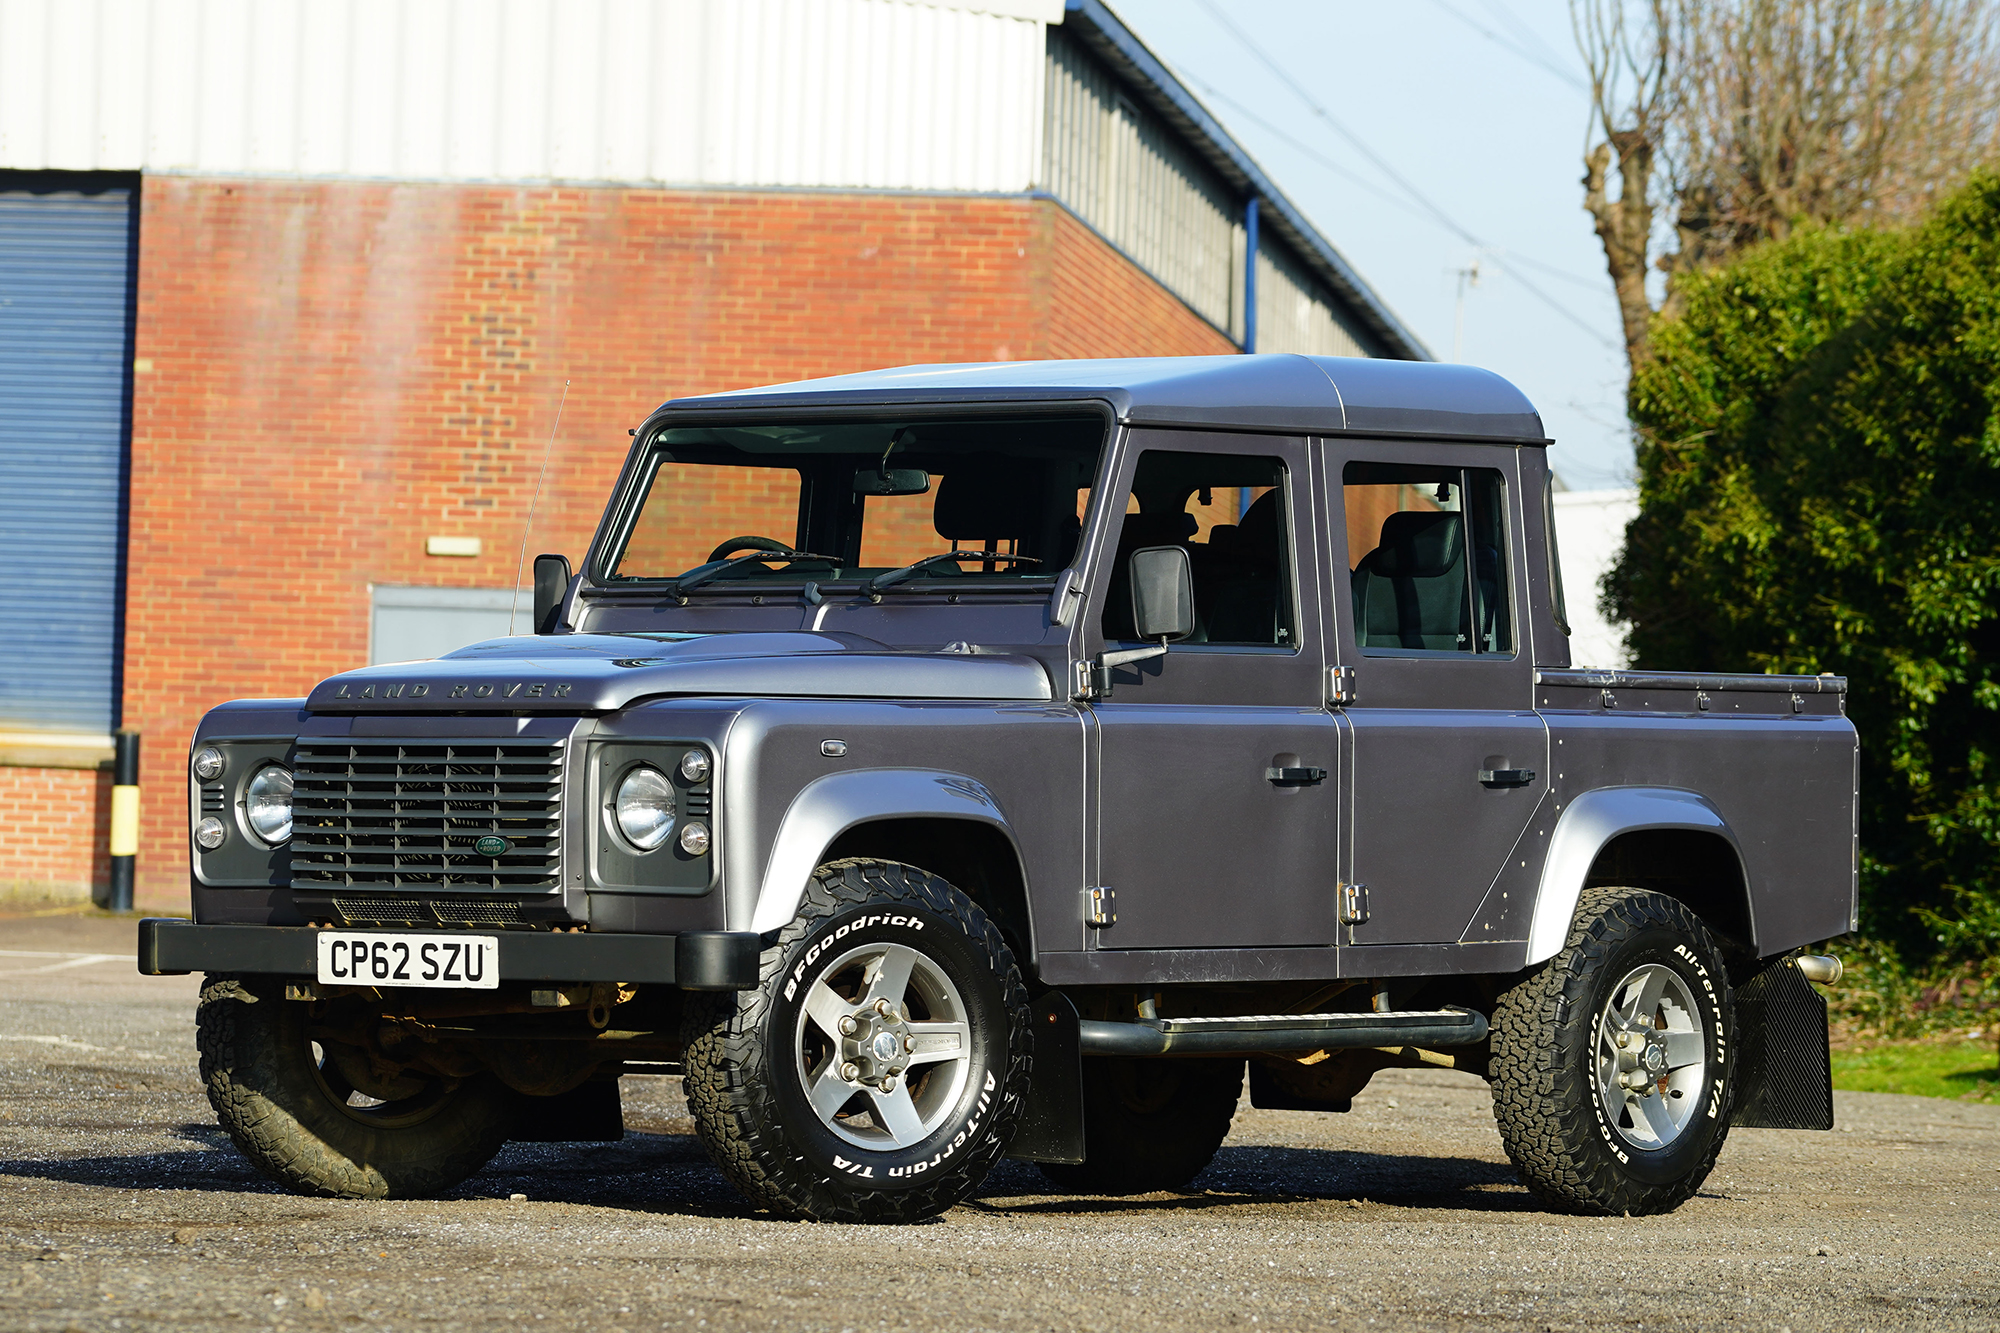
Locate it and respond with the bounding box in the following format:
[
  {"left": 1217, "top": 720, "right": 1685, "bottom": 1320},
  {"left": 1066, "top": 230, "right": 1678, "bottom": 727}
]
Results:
[{"left": 1108, "top": 0, "right": 1634, "bottom": 489}]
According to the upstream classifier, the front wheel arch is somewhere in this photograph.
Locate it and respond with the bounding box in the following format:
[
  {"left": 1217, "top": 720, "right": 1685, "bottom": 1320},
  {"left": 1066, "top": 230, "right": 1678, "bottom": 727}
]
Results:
[{"left": 822, "top": 817, "right": 1035, "bottom": 968}]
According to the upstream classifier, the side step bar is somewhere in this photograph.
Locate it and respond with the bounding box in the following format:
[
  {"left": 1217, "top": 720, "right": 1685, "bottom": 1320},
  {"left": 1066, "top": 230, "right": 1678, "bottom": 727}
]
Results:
[{"left": 1077, "top": 1007, "right": 1488, "bottom": 1057}]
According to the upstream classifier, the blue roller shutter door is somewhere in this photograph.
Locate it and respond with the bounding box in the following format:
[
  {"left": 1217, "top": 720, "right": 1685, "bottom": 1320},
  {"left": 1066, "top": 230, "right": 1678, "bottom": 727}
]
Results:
[{"left": 0, "top": 178, "right": 136, "bottom": 736}]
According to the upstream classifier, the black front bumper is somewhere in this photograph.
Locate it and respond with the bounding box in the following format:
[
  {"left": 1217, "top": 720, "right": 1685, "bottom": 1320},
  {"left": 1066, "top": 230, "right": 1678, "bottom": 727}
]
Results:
[{"left": 137, "top": 919, "right": 762, "bottom": 990}]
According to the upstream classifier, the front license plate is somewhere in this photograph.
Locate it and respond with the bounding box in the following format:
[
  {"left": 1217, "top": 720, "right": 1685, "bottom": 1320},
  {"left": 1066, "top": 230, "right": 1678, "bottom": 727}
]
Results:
[{"left": 315, "top": 932, "right": 500, "bottom": 989}]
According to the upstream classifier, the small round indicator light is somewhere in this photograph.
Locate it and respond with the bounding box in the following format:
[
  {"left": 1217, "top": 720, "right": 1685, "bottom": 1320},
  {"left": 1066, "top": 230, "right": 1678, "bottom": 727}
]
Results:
[
  {"left": 195, "top": 817, "right": 227, "bottom": 850},
  {"left": 678, "top": 821, "right": 711, "bottom": 856}
]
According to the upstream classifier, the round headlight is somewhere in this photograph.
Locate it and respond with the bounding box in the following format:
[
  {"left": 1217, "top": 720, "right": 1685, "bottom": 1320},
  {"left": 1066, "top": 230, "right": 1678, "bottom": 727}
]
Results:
[
  {"left": 679, "top": 749, "right": 711, "bottom": 783},
  {"left": 195, "top": 816, "right": 227, "bottom": 850},
  {"left": 192, "top": 746, "right": 225, "bottom": 781},
  {"left": 678, "top": 821, "right": 711, "bottom": 856},
  {"left": 245, "top": 765, "right": 294, "bottom": 844},
  {"left": 615, "top": 765, "right": 676, "bottom": 851}
]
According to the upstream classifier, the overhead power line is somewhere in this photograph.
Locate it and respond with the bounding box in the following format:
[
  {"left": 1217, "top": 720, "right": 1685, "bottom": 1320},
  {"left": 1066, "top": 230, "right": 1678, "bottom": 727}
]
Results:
[
  {"left": 1428, "top": 0, "right": 1590, "bottom": 91},
  {"left": 1189, "top": 0, "right": 1620, "bottom": 353},
  {"left": 1181, "top": 68, "right": 1605, "bottom": 296}
]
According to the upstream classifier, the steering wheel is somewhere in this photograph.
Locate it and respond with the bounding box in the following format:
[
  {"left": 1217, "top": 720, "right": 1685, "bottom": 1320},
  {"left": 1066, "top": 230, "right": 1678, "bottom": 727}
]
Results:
[{"left": 706, "top": 535, "right": 795, "bottom": 563}]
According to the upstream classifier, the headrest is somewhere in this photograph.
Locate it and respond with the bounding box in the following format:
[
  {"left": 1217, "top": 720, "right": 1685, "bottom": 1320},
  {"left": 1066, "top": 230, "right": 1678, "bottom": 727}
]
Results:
[
  {"left": 1117, "top": 511, "right": 1198, "bottom": 548},
  {"left": 1365, "top": 510, "right": 1462, "bottom": 578},
  {"left": 1235, "top": 489, "right": 1280, "bottom": 552},
  {"left": 933, "top": 463, "right": 1044, "bottom": 542}
]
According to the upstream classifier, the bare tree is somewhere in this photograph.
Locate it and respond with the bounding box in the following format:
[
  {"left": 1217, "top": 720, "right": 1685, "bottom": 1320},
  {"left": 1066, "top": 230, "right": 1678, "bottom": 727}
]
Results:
[
  {"left": 1578, "top": 0, "right": 1675, "bottom": 369},
  {"left": 1573, "top": 0, "right": 2000, "bottom": 372}
]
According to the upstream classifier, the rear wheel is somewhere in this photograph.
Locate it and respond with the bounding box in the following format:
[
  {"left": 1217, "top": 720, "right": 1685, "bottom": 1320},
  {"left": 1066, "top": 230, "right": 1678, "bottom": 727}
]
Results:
[
  {"left": 681, "top": 859, "right": 1032, "bottom": 1222},
  {"left": 1490, "top": 887, "right": 1735, "bottom": 1216},
  {"left": 196, "top": 974, "right": 514, "bottom": 1199},
  {"left": 1037, "top": 1056, "right": 1242, "bottom": 1195}
]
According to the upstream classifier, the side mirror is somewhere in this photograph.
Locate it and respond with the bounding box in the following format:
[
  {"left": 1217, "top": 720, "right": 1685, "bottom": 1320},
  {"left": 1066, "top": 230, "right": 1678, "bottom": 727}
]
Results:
[
  {"left": 1129, "top": 545, "right": 1195, "bottom": 642},
  {"left": 532, "top": 553, "right": 572, "bottom": 635},
  {"left": 853, "top": 467, "right": 931, "bottom": 496}
]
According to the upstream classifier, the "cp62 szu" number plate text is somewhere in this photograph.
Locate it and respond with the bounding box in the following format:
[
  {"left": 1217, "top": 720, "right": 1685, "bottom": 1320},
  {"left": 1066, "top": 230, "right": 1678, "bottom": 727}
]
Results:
[{"left": 315, "top": 931, "right": 499, "bottom": 989}]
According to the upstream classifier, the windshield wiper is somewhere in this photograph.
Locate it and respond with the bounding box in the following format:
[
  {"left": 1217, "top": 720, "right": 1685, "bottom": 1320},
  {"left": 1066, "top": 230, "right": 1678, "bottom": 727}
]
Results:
[
  {"left": 865, "top": 551, "right": 1040, "bottom": 603},
  {"left": 666, "top": 550, "right": 840, "bottom": 605}
]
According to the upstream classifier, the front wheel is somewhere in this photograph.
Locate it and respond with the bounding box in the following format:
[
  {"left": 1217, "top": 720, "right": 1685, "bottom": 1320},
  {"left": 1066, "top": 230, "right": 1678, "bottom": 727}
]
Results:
[
  {"left": 681, "top": 860, "right": 1032, "bottom": 1222},
  {"left": 1490, "top": 886, "right": 1735, "bottom": 1216},
  {"left": 196, "top": 975, "right": 514, "bottom": 1199}
]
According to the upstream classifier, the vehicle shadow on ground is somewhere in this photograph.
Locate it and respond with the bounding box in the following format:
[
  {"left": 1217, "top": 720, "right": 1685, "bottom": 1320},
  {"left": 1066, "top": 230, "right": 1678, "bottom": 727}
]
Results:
[
  {"left": 970, "top": 1146, "right": 1534, "bottom": 1216},
  {"left": 0, "top": 1131, "right": 1532, "bottom": 1220},
  {"left": 0, "top": 1125, "right": 285, "bottom": 1195}
]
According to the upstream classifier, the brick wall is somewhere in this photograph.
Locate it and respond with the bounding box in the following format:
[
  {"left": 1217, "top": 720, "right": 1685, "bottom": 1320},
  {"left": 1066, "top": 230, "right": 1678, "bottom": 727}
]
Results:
[
  {"left": 113, "top": 179, "right": 1234, "bottom": 901},
  {"left": 0, "top": 767, "right": 110, "bottom": 900}
]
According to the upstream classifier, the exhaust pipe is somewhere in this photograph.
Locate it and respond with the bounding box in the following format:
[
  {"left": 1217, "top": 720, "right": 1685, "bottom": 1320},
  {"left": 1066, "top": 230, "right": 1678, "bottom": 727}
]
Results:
[{"left": 1794, "top": 954, "right": 1843, "bottom": 986}]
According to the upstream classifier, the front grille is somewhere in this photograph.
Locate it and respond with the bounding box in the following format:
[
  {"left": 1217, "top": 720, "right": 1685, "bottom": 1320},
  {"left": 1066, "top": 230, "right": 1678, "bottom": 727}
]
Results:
[{"left": 291, "top": 739, "right": 563, "bottom": 891}]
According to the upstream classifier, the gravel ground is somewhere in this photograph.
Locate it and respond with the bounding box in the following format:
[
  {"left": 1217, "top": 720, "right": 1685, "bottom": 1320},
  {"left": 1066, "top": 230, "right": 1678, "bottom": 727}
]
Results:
[{"left": 4, "top": 911, "right": 1999, "bottom": 1332}]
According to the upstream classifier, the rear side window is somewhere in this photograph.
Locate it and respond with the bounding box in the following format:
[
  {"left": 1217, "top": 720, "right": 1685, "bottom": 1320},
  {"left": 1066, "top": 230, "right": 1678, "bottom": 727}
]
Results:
[{"left": 1342, "top": 461, "right": 1511, "bottom": 655}]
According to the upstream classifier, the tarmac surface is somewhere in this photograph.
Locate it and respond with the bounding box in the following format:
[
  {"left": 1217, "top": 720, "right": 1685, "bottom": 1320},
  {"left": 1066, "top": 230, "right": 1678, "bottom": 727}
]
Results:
[{"left": 4, "top": 910, "right": 1999, "bottom": 1332}]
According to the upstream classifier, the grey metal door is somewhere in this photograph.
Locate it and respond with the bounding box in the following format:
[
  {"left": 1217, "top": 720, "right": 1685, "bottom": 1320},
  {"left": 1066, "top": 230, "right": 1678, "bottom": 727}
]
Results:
[
  {"left": 1085, "top": 431, "right": 1342, "bottom": 950},
  {"left": 1325, "top": 440, "right": 1547, "bottom": 947},
  {"left": 0, "top": 176, "right": 136, "bottom": 735}
]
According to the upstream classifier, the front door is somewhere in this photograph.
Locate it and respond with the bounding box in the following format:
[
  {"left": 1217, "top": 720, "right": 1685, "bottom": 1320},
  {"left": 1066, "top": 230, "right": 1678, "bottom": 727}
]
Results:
[
  {"left": 1325, "top": 442, "right": 1547, "bottom": 947},
  {"left": 1087, "top": 432, "right": 1342, "bottom": 950}
]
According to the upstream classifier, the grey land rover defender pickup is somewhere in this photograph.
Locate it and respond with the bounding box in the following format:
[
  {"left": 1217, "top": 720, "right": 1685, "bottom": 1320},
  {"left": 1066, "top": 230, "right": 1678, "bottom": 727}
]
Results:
[{"left": 143, "top": 355, "right": 1854, "bottom": 1221}]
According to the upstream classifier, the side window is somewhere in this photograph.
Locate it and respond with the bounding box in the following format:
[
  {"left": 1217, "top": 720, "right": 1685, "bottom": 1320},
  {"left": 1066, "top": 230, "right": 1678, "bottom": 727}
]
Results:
[
  {"left": 1342, "top": 461, "right": 1511, "bottom": 655},
  {"left": 1100, "top": 451, "right": 1295, "bottom": 647}
]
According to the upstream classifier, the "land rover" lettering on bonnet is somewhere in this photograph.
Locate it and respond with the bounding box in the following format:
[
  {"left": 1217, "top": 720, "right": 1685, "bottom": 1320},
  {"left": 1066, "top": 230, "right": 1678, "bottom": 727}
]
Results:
[{"left": 331, "top": 681, "right": 573, "bottom": 699}]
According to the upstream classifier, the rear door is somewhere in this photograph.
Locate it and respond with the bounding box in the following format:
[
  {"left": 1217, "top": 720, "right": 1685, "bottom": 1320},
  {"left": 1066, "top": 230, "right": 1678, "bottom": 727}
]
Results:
[{"left": 1323, "top": 440, "right": 1548, "bottom": 946}]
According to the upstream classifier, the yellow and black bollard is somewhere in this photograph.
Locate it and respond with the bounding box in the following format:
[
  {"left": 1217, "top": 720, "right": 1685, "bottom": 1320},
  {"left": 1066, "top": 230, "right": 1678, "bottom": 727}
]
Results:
[{"left": 105, "top": 730, "right": 139, "bottom": 912}]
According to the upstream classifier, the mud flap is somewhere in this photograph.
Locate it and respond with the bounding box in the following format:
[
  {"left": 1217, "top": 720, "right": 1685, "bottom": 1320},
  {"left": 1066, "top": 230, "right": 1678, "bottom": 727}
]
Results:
[
  {"left": 510, "top": 1074, "right": 625, "bottom": 1142},
  {"left": 1731, "top": 955, "right": 1834, "bottom": 1130},
  {"left": 1005, "top": 992, "right": 1084, "bottom": 1164}
]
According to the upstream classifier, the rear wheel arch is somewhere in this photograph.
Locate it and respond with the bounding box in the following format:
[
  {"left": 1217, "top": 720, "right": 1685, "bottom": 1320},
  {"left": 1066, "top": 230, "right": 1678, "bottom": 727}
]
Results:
[
  {"left": 1585, "top": 828, "right": 1754, "bottom": 960},
  {"left": 1527, "top": 788, "right": 1755, "bottom": 964}
]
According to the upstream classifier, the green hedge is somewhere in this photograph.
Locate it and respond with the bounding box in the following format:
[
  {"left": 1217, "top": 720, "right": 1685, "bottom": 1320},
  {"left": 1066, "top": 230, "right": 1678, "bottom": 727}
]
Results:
[{"left": 1612, "top": 173, "right": 2000, "bottom": 960}]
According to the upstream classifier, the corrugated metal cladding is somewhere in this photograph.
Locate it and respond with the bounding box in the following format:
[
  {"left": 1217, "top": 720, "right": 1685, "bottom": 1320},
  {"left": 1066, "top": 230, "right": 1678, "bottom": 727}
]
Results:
[
  {"left": 0, "top": 0, "right": 1050, "bottom": 193},
  {"left": 1042, "top": 27, "right": 1238, "bottom": 332},
  {"left": 1258, "top": 243, "right": 1366, "bottom": 359},
  {"left": 0, "top": 178, "right": 134, "bottom": 736},
  {"left": 1040, "top": 26, "right": 1371, "bottom": 358}
]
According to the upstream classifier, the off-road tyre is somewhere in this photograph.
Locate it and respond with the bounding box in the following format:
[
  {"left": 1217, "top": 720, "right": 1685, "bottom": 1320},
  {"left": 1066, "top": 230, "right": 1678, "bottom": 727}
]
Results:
[
  {"left": 1490, "top": 887, "right": 1735, "bottom": 1216},
  {"left": 1037, "top": 1057, "right": 1242, "bottom": 1195},
  {"left": 681, "top": 859, "right": 1033, "bottom": 1222},
  {"left": 197, "top": 973, "right": 515, "bottom": 1199}
]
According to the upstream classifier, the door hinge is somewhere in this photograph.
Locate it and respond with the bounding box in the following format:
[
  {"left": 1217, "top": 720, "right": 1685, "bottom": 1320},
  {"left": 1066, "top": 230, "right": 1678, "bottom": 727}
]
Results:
[
  {"left": 1338, "top": 882, "right": 1370, "bottom": 926},
  {"left": 1085, "top": 886, "right": 1117, "bottom": 928},
  {"left": 1328, "top": 664, "right": 1356, "bottom": 705}
]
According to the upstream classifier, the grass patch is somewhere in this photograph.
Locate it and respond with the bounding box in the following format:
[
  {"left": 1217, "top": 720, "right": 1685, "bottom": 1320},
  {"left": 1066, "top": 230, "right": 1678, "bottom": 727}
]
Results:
[{"left": 1832, "top": 1038, "right": 2000, "bottom": 1103}]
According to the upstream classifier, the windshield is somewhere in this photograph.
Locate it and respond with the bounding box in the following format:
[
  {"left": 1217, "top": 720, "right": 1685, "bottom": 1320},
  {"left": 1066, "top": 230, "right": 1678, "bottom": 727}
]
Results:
[{"left": 606, "top": 414, "right": 1106, "bottom": 588}]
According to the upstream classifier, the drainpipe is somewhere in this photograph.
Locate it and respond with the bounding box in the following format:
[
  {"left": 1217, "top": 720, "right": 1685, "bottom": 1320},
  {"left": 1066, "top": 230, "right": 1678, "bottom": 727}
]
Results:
[{"left": 1243, "top": 195, "right": 1260, "bottom": 354}]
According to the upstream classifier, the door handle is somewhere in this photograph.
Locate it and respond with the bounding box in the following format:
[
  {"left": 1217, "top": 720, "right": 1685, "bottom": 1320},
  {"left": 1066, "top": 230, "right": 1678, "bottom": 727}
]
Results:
[
  {"left": 1479, "top": 767, "right": 1537, "bottom": 788},
  {"left": 1267, "top": 766, "right": 1328, "bottom": 786}
]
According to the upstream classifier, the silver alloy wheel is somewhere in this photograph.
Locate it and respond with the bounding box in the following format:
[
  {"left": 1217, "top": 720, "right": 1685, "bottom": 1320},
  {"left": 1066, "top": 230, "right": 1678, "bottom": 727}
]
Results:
[
  {"left": 792, "top": 941, "right": 973, "bottom": 1151},
  {"left": 1594, "top": 962, "right": 1708, "bottom": 1150}
]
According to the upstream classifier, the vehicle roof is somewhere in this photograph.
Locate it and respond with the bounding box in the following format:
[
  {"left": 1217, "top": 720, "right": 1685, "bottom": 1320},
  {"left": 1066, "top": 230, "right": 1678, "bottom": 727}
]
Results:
[{"left": 661, "top": 354, "right": 1546, "bottom": 443}]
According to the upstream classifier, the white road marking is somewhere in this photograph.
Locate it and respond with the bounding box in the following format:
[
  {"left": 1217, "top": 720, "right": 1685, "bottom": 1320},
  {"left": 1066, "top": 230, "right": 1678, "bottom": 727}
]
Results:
[
  {"left": 0, "top": 952, "right": 126, "bottom": 976},
  {"left": 0, "top": 950, "right": 119, "bottom": 958},
  {"left": 0, "top": 1035, "right": 177, "bottom": 1062}
]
